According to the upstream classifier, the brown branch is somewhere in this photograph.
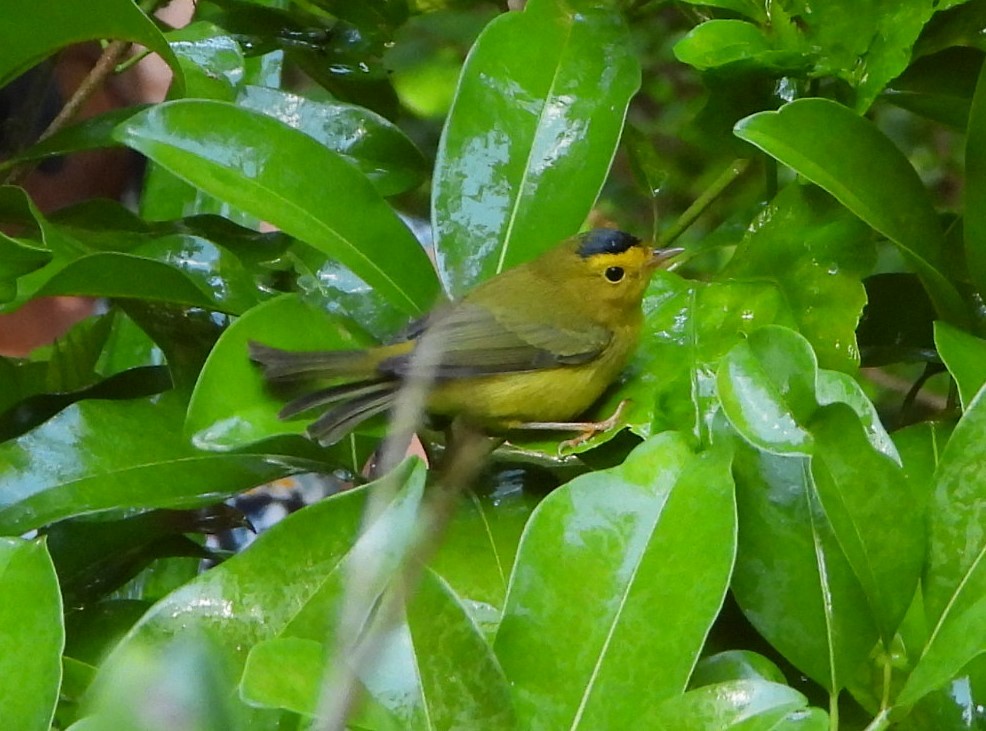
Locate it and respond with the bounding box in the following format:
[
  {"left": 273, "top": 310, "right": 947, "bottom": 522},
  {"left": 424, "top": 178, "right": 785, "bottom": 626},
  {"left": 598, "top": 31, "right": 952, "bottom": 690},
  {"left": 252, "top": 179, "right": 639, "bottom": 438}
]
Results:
[{"left": 3, "top": 39, "right": 132, "bottom": 186}]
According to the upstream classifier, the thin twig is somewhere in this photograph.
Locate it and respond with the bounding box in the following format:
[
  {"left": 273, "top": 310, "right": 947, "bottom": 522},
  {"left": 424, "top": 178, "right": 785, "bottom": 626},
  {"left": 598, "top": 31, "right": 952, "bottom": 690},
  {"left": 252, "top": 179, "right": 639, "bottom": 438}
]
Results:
[
  {"left": 3, "top": 39, "right": 132, "bottom": 186},
  {"left": 658, "top": 158, "right": 750, "bottom": 248}
]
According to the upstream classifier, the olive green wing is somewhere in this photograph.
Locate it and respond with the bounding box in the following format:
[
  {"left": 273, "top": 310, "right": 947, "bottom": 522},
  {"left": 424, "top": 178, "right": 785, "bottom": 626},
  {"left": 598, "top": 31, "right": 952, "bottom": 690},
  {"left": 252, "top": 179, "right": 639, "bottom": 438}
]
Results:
[{"left": 379, "top": 303, "right": 611, "bottom": 378}]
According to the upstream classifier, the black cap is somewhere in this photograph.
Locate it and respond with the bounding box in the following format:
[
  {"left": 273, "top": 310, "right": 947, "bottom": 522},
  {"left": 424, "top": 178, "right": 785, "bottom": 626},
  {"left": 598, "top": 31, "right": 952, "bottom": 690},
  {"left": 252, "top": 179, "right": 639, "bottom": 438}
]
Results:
[{"left": 576, "top": 229, "right": 642, "bottom": 258}]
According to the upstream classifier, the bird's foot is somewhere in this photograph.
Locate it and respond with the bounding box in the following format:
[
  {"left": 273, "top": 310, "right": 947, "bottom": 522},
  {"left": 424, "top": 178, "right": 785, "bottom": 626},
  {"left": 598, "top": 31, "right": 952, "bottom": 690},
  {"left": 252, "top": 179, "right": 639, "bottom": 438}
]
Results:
[{"left": 510, "top": 400, "right": 630, "bottom": 451}]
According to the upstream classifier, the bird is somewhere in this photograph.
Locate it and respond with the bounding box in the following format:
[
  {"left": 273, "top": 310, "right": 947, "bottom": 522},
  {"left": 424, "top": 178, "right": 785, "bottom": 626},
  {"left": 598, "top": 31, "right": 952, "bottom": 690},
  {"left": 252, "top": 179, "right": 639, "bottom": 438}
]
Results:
[{"left": 249, "top": 229, "right": 682, "bottom": 446}]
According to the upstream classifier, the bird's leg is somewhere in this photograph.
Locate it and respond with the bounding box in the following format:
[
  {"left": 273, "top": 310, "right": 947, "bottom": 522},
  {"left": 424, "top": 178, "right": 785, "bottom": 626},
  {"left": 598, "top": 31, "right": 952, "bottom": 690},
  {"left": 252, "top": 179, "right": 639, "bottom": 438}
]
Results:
[{"left": 509, "top": 400, "right": 630, "bottom": 450}]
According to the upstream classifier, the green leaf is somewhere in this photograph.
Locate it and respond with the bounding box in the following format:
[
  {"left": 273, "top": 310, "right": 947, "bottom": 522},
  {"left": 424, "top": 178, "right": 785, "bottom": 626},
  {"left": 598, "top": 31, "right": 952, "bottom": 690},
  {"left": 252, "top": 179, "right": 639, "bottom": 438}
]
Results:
[
  {"left": 677, "top": 0, "right": 766, "bottom": 22},
  {"left": 690, "top": 651, "right": 787, "bottom": 688},
  {"left": 429, "top": 486, "right": 539, "bottom": 632},
  {"left": 0, "top": 538, "right": 64, "bottom": 731},
  {"left": 809, "top": 404, "right": 923, "bottom": 643},
  {"left": 965, "top": 57, "right": 986, "bottom": 298},
  {"left": 899, "top": 383, "right": 986, "bottom": 705},
  {"left": 94, "top": 460, "right": 424, "bottom": 705},
  {"left": 723, "top": 184, "right": 873, "bottom": 372},
  {"left": 495, "top": 435, "right": 736, "bottom": 728},
  {"left": 734, "top": 99, "right": 967, "bottom": 326},
  {"left": 0, "top": 393, "right": 321, "bottom": 535},
  {"left": 0, "top": 0, "right": 184, "bottom": 94},
  {"left": 113, "top": 99, "right": 440, "bottom": 315},
  {"left": 402, "top": 569, "right": 516, "bottom": 729},
  {"left": 28, "top": 237, "right": 263, "bottom": 315},
  {"left": 433, "top": 0, "right": 640, "bottom": 295},
  {"left": 883, "top": 48, "right": 983, "bottom": 129},
  {"left": 237, "top": 85, "right": 428, "bottom": 196},
  {"left": 935, "top": 321, "right": 986, "bottom": 410},
  {"left": 643, "top": 680, "right": 827, "bottom": 730},
  {"left": 186, "top": 294, "right": 372, "bottom": 452},
  {"left": 732, "top": 443, "right": 878, "bottom": 691},
  {"left": 240, "top": 637, "right": 323, "bottom": 716},
  {"left": 168, "top": 22, "right": 245, "bottom": 101},
  {"left": 717, "top": 325, "right": 818, "bottom": 456},
  {"left": 673, "top": 20, "right": 807, "bottom": 74}
]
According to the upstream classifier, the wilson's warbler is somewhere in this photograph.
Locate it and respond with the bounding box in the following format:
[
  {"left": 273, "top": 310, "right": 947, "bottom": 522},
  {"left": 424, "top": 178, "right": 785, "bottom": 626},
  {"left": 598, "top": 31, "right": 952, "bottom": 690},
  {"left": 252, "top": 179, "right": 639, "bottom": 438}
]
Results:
[{"left": 250, "top": 229, "right": 682, "bottom": 445}]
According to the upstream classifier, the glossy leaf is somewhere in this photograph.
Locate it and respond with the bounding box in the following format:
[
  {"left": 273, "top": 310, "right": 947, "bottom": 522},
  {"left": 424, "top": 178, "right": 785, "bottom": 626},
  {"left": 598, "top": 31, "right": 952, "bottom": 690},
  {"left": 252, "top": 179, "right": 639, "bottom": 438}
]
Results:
[
  {"left": 0, "top": 0, "right": 183, "bottom": 93},
  {"left": 673, "top": 20, "right": 806, "bottom": 74},
  {"left": 238, "top": 85, "right": 428, "bottom": 196},
  {"left": 402, "top": 569, "right": 516, "bottom": 729},
  {"left": 735, "top": 98, "right": 966, "bottom": 326},
  {"left": 186, "top": 294, "right": 371, "bottom": 451},
  {"left": 900, "top": 383, "right": 986, "bottom": 705},
  {"left": 0, "top": 393, "right": 322, "bottom": 535},
  {"left": 240, "top": 637, "right": 323, "bottom": 716},
  {"left": 94, "top": 460, "right": 424, "bottom": 710},
  {"left": 809, "top": 404, "right": 923, "bottom": 643},
  {"left": 677, "top": 0, "right": 766, "bottom": 22},
  {"left": 643, "top": 680, "right": 826, "bottom": 730},
  {"left": 689, "top": 650, "right": 787, "bottom": 688},
  {"left": 168, "top": 22, "right": 245, "bottom": 101},
  {"left": 0, "top": 538, "right": 63, "bottom": 731},
  {"left": 723, "top": 184, "right": 873, "bottom": 372},
  {"left": 495, "top": 435, "right": 736, "bottom": 728},
  {"left": 717, "top": 326, "right": 818, "bottom": 456},
  {"left": 28, "top": 237, "right": 262, "bottom": 315},
  {"left": 732, "top": 443, "right": 878, "bottom": 691},
  {"left": 935, "top": 321, "right": 986, "bottom": 410},
  {"left": 429, "top": 485, "right": 539, "bottom": 632},
  {"left": 433, "top": 0, "right": 640, "bottom": 295},
  {"left": 113, "top": 99, "right": 439, "bottom": 315},
  {"left": 883, "top": 47, "right": 983, "bottom": 129}
]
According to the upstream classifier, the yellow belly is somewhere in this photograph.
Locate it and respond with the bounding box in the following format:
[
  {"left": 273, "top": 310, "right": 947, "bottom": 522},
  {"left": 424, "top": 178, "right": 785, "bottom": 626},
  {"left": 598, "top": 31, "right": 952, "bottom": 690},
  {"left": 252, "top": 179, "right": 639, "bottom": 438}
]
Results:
[{"left": 426, "top": 336, "right": 633, "bottom": 425}]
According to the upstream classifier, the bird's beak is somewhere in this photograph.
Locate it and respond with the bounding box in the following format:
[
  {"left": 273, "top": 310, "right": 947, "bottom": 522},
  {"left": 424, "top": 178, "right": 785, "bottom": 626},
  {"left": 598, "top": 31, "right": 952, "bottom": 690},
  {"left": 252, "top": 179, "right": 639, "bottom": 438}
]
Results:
[{"left": 648, "top": 246, "right": 685, "bottom": 269}]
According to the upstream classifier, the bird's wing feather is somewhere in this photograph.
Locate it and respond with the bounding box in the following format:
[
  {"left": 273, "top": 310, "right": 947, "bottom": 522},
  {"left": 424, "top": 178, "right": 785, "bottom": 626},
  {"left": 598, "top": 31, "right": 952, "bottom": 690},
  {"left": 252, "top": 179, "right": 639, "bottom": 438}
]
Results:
[{"left": 379, "top": 303, "right": 611, "bottom": 378}]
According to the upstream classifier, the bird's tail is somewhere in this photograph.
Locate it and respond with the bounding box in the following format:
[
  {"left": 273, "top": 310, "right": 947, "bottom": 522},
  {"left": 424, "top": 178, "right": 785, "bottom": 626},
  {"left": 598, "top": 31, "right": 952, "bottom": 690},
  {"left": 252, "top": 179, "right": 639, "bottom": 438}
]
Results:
[
  {"left": 248, "top": 341, "right": 381, "bottom": 382},
  {"left": 248, "top": 341, "right": 401, "bottom": 445}
]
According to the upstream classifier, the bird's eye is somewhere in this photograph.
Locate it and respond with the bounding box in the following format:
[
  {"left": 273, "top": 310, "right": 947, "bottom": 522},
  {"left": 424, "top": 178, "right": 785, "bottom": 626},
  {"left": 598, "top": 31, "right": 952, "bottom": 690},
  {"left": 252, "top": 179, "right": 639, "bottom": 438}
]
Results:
[{"left": 604, "top": 266, "right": 625, "bottom": 283}]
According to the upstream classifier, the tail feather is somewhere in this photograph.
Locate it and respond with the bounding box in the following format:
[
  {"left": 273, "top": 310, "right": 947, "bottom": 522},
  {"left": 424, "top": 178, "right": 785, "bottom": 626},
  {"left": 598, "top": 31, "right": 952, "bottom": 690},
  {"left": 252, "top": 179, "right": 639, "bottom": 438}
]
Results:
[
  {"left": 248, "top": 341, "right": 376, "bottom": 382},
  {"left": 307, "top": 384, "right": 399, "bottom": 445},
  {"left": 279, "top": 379, "right": 394, "bottom": 419}
]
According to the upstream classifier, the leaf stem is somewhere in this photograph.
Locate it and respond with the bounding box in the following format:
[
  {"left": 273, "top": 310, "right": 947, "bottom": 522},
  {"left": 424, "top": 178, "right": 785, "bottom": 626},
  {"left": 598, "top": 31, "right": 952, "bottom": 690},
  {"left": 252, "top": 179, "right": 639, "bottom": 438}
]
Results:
[
  {"left": 830, "top": 690, "right": 840, "bottom": 731},
  {"left": 863, "top": 708, "right": 892, "bottom": 731},
  {"left": 658, "top": 158, "right": 749, "bottom": 247}
]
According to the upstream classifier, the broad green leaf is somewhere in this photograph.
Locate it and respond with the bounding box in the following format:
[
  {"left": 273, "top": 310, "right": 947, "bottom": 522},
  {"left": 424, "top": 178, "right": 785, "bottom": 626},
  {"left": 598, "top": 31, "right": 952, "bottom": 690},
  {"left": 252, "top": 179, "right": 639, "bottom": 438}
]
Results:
[
  {"left": 673, "top": 20, "right": 806, "bottom": 74},
  {"left": 810, "top": 404, "right": 923, "bottom": 643},
  {"left": 402, "top": 570, "right": 516, "bottom": 729},
  {"left": 240, "top": 637, "right": 324, "bottom": 716},
  {"left": 28, "top": 236, "right": 263, "bottom": 315},
  {"left": 0, "top": 538, "right": 63, "bottom": 731},
  {"left": 429, "top": 485, "right": 539, "bottom": 633},
  {"left": 96, "top": 460, "right": 424, "bottom": 688},
  {"left": 495, "top": 435, "right": 736, "bottom": 728},
  {"left": 113, "top": 99, "right": 440, "bottom": 315},
  {"left": 643, "top": 680, "right": 827, "bottom": 730},
  {"left": 433, "top": 0, "right": 640, "bottom": 295},
  {"left": 967, "top": 57, "right": 986, "bottom": 297},
  {"left": 0, "top": 393, "right": 322, "bottom": 535},
  {"left": 893, "top": 421, "right": 952, "bottom": 512},
  {"left": 168, "top": 22, "right": 245, "bottom": 101},
  {"left": 816, "top": 370, "right": 900, "bottom": 462},
  {"left": 238, "top": 85, "right": 428, "bottom": 197},
  {"left": 0, "top": 0, "right": 183, "bottom": 94},
  {"left": 732, "top": 443, "right": 878, "bottom": 691},
  {"left": 734, "top": 99, "right": 967, "bottom": 326},
  {"left": 186, "top": 294, "right": 372, "bottom": 452},
  {"left": 935, "top": 321, "right": 986, "bottom": 410},
  {"left": 899, "top": 383, "right": 986, "bottom": 705},
  {"left": 724, "top": 184, "right": 873, "bottom": 372},
  {"left": 0, "top": 108, "right": 146, "bottom": 171},
  {"left": 690, "top": 650, "right": 787, "bottom": 688},
  {"left": 718, "top": 325, "right": 818, "bottom": 456}
]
